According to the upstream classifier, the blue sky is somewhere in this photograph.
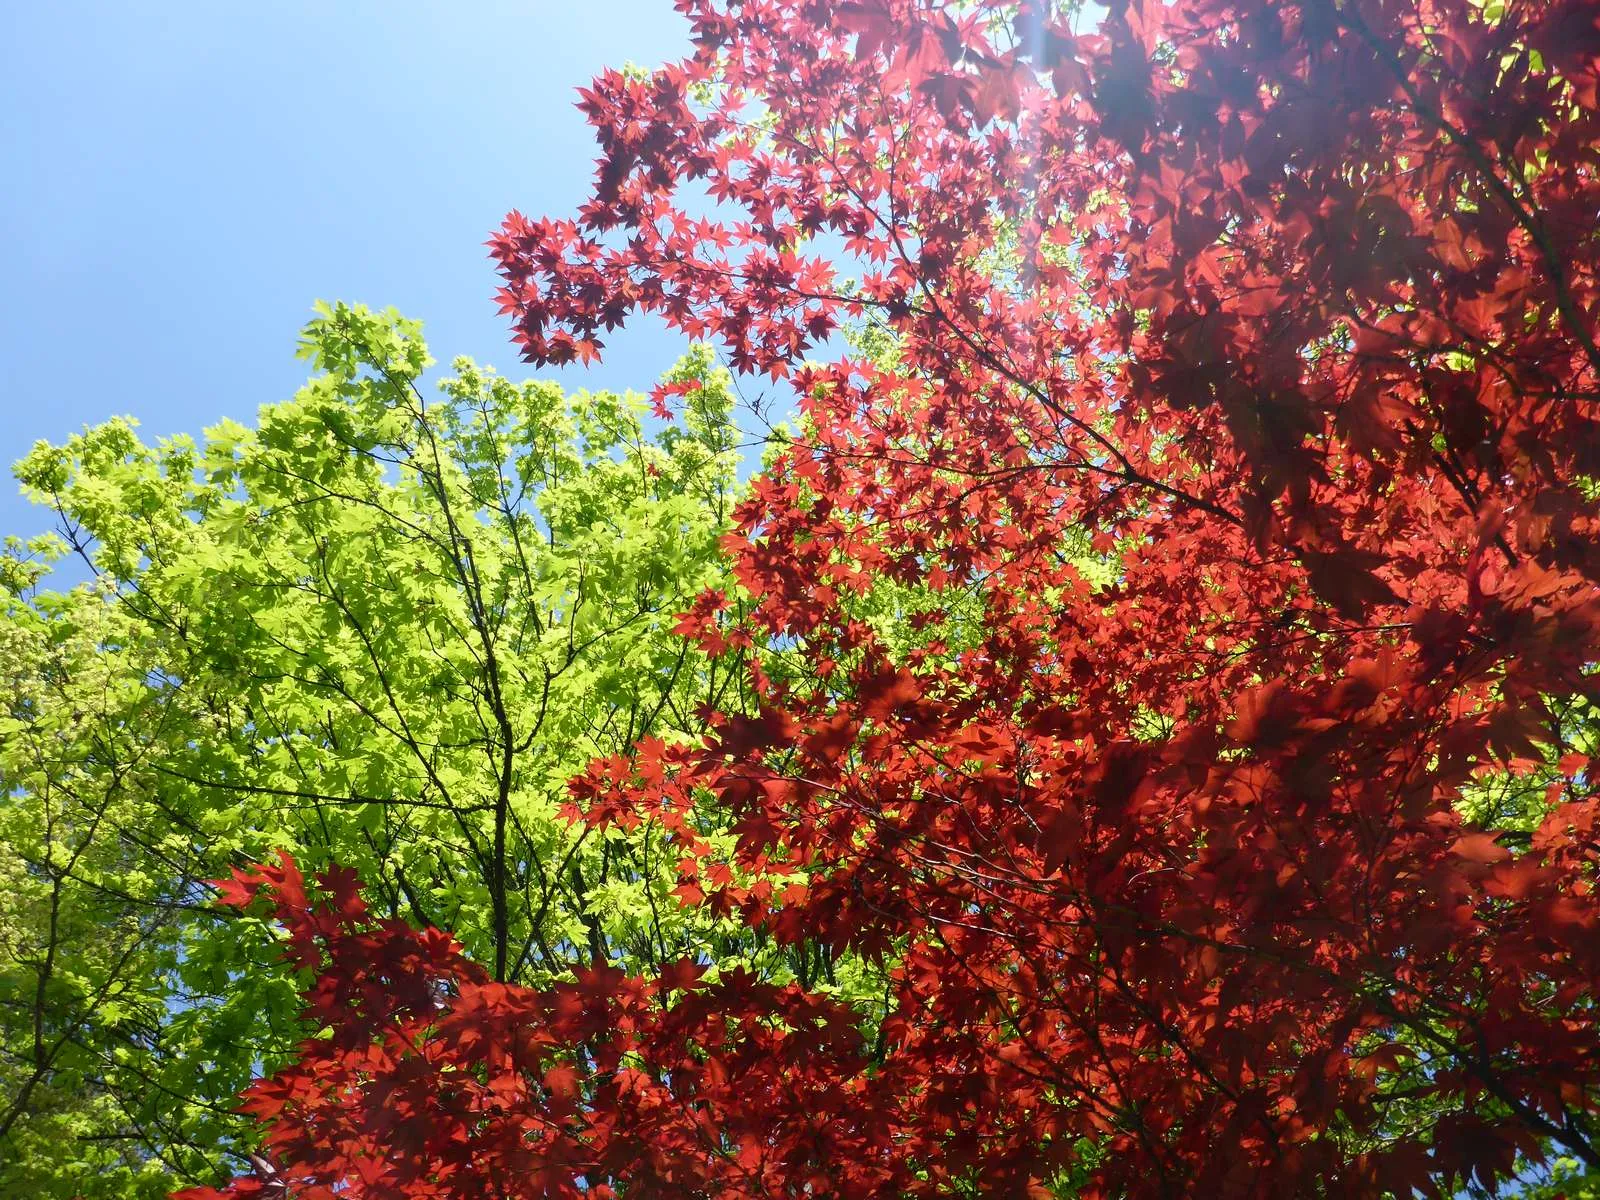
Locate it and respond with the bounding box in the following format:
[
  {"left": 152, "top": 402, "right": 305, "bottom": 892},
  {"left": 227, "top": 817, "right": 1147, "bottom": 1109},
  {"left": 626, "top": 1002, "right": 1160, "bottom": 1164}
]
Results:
[{"left": 1, "top": 2, "right": 696, "bottom": 542}]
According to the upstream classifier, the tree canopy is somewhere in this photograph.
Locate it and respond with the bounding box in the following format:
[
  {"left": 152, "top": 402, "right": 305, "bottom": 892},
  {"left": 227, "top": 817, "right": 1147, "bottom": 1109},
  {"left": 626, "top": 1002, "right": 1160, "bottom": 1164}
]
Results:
[
  {"left": 0, "top": 304, "right": 757, "bottom": 1196},
  {"left": 9, "top": 0, "right": 1600, "bottom": 1196}
]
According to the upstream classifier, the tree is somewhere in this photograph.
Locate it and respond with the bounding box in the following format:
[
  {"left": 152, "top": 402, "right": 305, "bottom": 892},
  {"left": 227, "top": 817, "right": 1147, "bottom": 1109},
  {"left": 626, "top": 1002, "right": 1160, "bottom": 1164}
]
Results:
[
  {"left": 0, "top": 305, "right": 762, "bottom": 1195},
  {"left": 163, "top": 0, "right": 1600, "bottom": 1194},
  {"left": 0, "top": 578, "right": 208, "bottom": 1200}
]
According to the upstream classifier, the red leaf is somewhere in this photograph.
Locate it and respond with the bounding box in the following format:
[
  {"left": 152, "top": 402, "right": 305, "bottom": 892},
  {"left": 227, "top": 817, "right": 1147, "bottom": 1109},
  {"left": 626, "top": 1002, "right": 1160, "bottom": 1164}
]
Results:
[{"left": 1453, "top": 832, "right": 1511, "bottom": 866}]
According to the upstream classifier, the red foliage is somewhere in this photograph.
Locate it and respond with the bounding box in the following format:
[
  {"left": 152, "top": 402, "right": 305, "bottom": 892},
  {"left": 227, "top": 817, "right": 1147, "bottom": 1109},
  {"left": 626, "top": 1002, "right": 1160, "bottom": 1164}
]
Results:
[
  {"left": 192, "top": 0, "right": 1600, "bottom": 1195},
  {"left": 177, "top": 856, "right": 884, "bottom": 1199}
]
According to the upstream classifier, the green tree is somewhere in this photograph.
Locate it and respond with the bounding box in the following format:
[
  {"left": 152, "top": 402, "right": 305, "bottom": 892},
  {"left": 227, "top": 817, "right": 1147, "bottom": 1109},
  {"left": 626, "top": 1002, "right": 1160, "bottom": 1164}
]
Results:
[
  {"left": 0, "top": 575, "right": 211, "bottom": 1199},
  {"left": 0, "top": 304, "right": 753, "bottom": 1195}
]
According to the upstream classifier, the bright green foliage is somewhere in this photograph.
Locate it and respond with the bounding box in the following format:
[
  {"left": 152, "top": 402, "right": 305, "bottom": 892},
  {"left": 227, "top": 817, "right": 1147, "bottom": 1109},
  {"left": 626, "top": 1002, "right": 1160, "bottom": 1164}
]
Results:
[
  {"left": 1508, "top": 1158, "right": 1600, "bottom": 1200},
  {"left": 0, "top": 576, "right": 212, "bottom": 1200},
  {"left": 0, "top": 305, "right": 752, "bottom": 1194}
]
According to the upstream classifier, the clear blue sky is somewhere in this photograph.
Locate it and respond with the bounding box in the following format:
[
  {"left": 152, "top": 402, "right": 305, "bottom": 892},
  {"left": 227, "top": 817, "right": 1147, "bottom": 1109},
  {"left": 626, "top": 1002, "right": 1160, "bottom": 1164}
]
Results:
[{"left": 1, "top": 2, "right": 695, "bottom": 542}]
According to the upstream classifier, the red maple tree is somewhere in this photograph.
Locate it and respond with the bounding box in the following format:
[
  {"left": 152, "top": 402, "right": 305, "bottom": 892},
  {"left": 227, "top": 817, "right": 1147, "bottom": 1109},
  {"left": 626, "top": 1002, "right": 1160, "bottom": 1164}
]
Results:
[{"left": 184, "top": 0, "right": 1600, "bottom": 1195}]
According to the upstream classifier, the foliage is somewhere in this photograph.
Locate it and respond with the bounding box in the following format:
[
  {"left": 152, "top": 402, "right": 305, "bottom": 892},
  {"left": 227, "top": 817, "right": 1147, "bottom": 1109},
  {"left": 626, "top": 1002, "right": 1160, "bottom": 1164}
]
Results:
[
  {"left": 0, "top": 306, "right": 756, "bottom": 1194},
  {"left": 43, "top": 0, "right": 1600, "bottom": 1195},
  {"left": 0, "top": 578, "right": 205, "bottom": 1200}
]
